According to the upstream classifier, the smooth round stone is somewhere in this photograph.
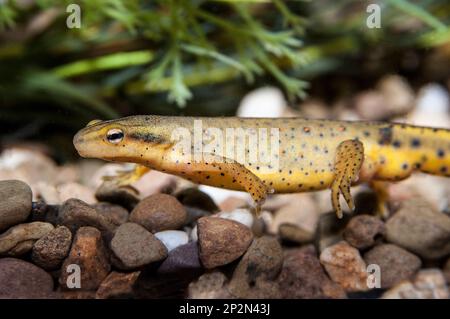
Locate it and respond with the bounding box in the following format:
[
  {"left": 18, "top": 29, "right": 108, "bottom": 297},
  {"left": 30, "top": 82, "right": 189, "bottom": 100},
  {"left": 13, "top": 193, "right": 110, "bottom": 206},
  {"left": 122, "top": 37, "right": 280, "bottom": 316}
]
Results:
[{"left": 0, "top": 180, "right": 32, "bottom": 232}]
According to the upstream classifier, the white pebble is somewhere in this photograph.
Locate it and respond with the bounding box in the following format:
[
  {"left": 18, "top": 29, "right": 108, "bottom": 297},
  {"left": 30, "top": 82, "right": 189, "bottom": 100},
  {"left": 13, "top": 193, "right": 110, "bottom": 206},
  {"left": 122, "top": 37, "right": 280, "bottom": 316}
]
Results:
[
  {"left": 217, "top": 208, "right": 254, "bottom": 228},
  {"left": 154, "top": 230, "right": 189, "bottom": 252},
  {"left": 237, "top": 86, "right": 287, "bottom": 118}
]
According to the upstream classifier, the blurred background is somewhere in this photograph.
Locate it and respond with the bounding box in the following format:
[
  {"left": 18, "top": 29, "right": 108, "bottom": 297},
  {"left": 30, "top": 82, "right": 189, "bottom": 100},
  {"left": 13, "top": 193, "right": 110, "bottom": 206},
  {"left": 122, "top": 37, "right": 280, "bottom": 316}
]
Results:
[{"left": 0, "top": 0, "right": 449, "bottom": 162}]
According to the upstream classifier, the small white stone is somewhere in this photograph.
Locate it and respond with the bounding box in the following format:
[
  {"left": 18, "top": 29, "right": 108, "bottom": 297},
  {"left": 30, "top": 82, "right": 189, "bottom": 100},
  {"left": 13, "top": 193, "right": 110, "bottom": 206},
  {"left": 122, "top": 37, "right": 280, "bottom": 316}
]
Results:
[
  {"left": 237, "top": 86, "right": 287, "bottom": 118},
  {"left": 216, "top": 208, "right": 254, "bottom": 228},
  {"left": 154, "top": 230, "right": 189, "bottom": 252}
]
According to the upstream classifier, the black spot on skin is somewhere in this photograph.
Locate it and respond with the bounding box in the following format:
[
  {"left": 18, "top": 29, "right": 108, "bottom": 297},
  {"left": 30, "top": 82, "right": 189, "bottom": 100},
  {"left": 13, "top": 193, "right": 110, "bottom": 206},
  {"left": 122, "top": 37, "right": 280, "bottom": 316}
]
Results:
[
  {"left": 363, "top": 131, "right": 370, "bottom": 137},
  {"left": 411, "top": 138, "right": 421, "bottom": 148},
  {"left": 440, "top": 166, "right": 448, "bottom": 173},
  {"left": 378, "top": 126, "right": 393, "bottom": 145},
  {"left": 402, "top": 163, "right": 409, "bottom": 170},
  {"left": 392, "top": 140, "right": 402, "bottom": 148},
  {"left": 437, "top": 149, "right": 445, "bottom": 158}
]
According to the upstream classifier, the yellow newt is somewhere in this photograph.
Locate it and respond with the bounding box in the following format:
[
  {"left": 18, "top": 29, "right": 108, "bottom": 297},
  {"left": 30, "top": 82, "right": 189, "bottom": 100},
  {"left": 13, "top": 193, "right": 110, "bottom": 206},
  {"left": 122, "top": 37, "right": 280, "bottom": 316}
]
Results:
[{"left": 73, "top": 115, "right": 450, "bottom": 218}]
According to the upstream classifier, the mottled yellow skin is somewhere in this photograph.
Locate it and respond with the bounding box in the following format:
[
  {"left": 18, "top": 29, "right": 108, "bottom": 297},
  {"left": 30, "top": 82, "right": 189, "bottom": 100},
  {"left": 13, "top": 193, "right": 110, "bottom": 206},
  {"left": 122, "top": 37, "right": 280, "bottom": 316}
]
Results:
[{"left": 74, "top": 115, "right": 450, "bottom": 216}]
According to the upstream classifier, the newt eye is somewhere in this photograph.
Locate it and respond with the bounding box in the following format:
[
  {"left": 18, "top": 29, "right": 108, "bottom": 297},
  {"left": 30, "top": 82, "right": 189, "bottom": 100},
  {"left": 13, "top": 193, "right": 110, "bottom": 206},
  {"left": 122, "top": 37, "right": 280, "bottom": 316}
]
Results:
[{"left": 106, "top": 128, "right": 124, "bottom": 144}]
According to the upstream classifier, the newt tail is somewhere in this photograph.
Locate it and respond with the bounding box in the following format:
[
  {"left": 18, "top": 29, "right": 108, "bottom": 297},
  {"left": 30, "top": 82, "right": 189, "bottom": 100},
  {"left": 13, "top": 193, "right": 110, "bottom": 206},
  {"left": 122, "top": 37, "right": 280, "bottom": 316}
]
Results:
[{"left": 73, "top": 116, "right": 450, "bottom": 218}]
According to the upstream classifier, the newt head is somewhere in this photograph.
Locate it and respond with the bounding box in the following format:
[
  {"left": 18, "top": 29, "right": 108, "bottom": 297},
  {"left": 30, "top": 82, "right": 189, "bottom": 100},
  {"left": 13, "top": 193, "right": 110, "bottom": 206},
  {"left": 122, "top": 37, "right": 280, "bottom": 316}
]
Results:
[{"left": 73, "top": 116, "right": 173, "bottom": 166}]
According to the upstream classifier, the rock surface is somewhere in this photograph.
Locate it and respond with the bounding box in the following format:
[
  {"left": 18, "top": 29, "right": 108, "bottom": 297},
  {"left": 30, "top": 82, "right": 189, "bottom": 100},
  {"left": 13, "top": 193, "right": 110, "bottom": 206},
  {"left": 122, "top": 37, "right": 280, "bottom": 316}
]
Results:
[
  {"left": 59, "top": 198, "right": 117, "bottom": 235},
  {"left": 59, "top": 226, "right": 110, "bottom": 290},
  {"left": 129, "top": 194, "right": 187, "bottom": 233},
  {"left": 95, "top": 181, "right": 140, "bottom": 210},
  {"left": 110, "top": 222, "right": 168, "bottom": 269},
  {"left": 32, "top": 226, "right": 72, "bottom": 270},
  {"left": 0, "top": 180, "right": 32, "bottom": 232},
  {"left": 188, "top": 271, "right": 232, "bottom": 299},
  {"left": 0, "top": 221, "right": 54, "bottom": 255},
  {"left": 197, "top": 217, "right": 253, "bottom": 269},
  {"left": 385, "top": 199, "right": 450, "bottom": 259},
  {"left": 157, "top": 241, "right": 202, "bottom": 275},
  {"left": 364, "top": 244, "right": 421, "bottom": 289},
  {"left": 228, "top": 236, "right": 283, "bottom": 298},
  {"left": 320, "top": 241, "right": 368, "bottom": 292},
  {"left": 278, "top": 245, "right": 346, "bottom": 299},
  {"left": 96, "top": 271, "right": 140, "bottom": 299},
  {"left": 0, "top": 257, "right": 58, "bottom": 298},
  {"left": 343, "top": 214, "right": 385, "bottom": 249},
  {"left": 382, "top": 269, "right": 449, "bottom": 299}
]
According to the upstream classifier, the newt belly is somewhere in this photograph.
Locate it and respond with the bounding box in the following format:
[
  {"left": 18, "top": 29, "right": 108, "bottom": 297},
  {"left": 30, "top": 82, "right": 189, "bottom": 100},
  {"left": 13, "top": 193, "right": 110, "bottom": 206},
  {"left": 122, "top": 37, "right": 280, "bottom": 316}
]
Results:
[{"left": 73, "top": 116, "right": 450, "bottom": 217}]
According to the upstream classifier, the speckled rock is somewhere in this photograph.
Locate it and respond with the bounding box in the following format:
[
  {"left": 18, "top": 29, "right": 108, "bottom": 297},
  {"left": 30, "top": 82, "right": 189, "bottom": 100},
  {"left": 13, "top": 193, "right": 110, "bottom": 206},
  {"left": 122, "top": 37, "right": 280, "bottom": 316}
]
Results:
[
  {"left": 343, "top": 215, "right": 385, "bottom": 249},
  {"left": 228, "top": 236, "right": 283, "bottom": 298},
  {"left": 382, "top": 269, "right": 449, "bottom": 299},
  {"left": 0, "top": 180, "right": 32, "bottom": 232},
  {"left": 0, "top": 258, "right": 58, "bottom": 298},
  {"left": 188, "top": 271, "right": 232, "bottom": 299},
  {"left": 96, "top": 271, "right": 140, "bottom": 299},
  {"left": 129, "top": 194, "right": 187, "bottom": 233},
  {"left": 59, "top": 226, "right": 110, "bottom": 290},
  {"left": 92, "top": 202, "right": 129, "bottom": 226},
  {"left": 320, "top": 241, "right": 368, "bottom": 292},
  {"left": 95, "top": 181, "right": 140, "bottom": 211},
  {"left": 363, "top": 244, "right": 421, "bottom": 289},
  {"left": 59, "top": 198, "right": 117, "bottom": 235},
  {"left": 157, "top": 241, "right": 202, "bottom": 275},
  {"left": 154, "top": 230, "right": 189, "bottom": 252},
  {"left": 385, "top": 198, "right": 450, "bottom": 259},
  {"left": 197, "top": 217, "right": 253, "bottom": 269},
  {"left": 279, "top": 223, "right": 315, "bottom": 244},
  {"left": 278, "top": 245, "right": 346, "bottom": 299},
  {"left": 32, "top": 226, "right": 72, "bottom": 270},
  {"left": 110, "top": 222, "right": 168, "bottom": 269},
  {"left": 0, "top": 222, "right": 54, "bottom": 255}
]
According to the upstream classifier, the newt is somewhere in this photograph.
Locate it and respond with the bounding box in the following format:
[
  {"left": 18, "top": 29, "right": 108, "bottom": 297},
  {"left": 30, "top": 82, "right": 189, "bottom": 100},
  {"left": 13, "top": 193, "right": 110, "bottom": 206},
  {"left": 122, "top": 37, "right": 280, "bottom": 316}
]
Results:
[{"left": 73, "top": 116, "right": 450, "bottom": 218}]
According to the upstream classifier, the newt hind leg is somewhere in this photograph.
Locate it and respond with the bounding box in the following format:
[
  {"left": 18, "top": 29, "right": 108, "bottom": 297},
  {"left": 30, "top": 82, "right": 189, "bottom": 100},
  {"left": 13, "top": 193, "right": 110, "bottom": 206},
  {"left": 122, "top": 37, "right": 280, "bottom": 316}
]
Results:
[{"left": 331, "top": 139, "right": 364, "bottom": 218}]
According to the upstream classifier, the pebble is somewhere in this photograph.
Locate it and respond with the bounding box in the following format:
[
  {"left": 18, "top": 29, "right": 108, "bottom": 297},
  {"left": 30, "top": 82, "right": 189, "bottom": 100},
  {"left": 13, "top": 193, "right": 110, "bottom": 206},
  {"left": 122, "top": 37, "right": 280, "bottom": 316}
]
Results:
[
  {"left": 382, "top": 269, "right": 449, "bottom": 299},
  {"left": 157, "top": 241, "right": 202, "bottom": 275},
  {"left": 59, "top": 226, "right": 111, "bottom": 290},
  {"left": 110, "top": 222, "right": 168, "bottom": 269},
  {"left": 95, "top": 181, "right": 140, "bottom": 211},
  {"left": 219, "top": 196, "right": 248, "bottom": 212},
  {"left": 59, "top": 198, "right": 117, "bottom": 235},
  {"left": 277, "top": 245, "right": 346, "bottom": 299},
  {"left": 216, "top": 208, "right": 254, "bottom": 229},
  {"left": 443, "top": 258, "right": 450, "bottom": 284},
  {"left": 96, "top": 271, "right": 141, "bottom": 299},
  {"left": 0, "top": 221, "right": 54, "bottom": 256},
  {"left": 32, "top": 226, "right": 72, "bottom": 270},
  {"left": 317, "top": 212, "right": 352, "bottom": 252},
  {"left": 154, "top": 230, "right": 189, "bottom": 252},
  {"left": 363, "top": 244, "right": 421, "bottom": 288},
  {"left": 320, "top": 241, "right": 369, "bottom": 292},
  {"left": 343, "top": 215, "right": 385, "bottom": 249},
  {"left": 129, "top": 193, "right": 187, "bottom": 233},
  {"left": 278, "top": 223, "right": 315, "bottom": 244},
  {"left": 228, "top": 236, "right": 283, "bottom": 298},
  {"left": 0, "top": 258, "right": 58, "bottom": 298},
  {"left": 57, "top": 182, "right": 96, "bottom": 204},
  {"left": 385, "top": 198, "right": 450, "bottom": 259},
  {"left": 0, "top": 180, "right": 32, "bottom": 232},
  {"left": 197, "top": 217, "right": 253, "bottom": 269},
  {"left": 188, "top": 271, "right": 232, "bottom": 299},
  {"left": 269, "top": 194, "right": 319, "bottom": 235},
  {"left": 132, "top": 169, "right": 177, "bottom": 198},
  {"left": 175, "top": 187, "right": 219, "bottom": 213},
  {"left": 92, "top": 202, "right": 129, "bottom": 226}
]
